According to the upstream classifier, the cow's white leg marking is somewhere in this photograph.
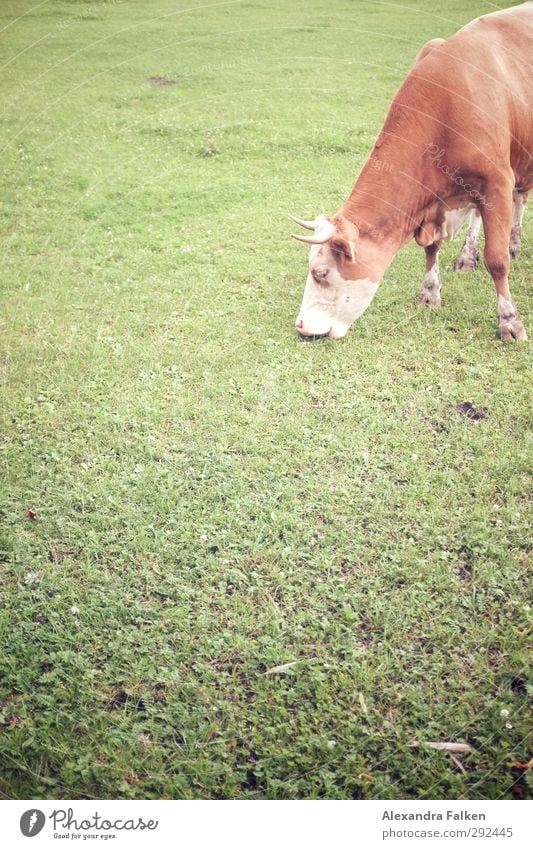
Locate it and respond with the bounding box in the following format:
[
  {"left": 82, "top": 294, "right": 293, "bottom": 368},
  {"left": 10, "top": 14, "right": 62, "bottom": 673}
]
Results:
[
  {"left": 482, "top": 180, "right": 527, "bottom": 342},
  {"left": 497, "top": 295, "right": 527, "bottom": 342},
  {"left": 509, "top": 189, "right": 527, "bottom": 259},
  {"left": 419, "top": 241, "right": 442, "bottom": 307},
  {"left": 420, "top": 265, "right": 441, "bottom": 307},
  {"left": 454, "top": 209, "right": 481, "bottom": 272}
]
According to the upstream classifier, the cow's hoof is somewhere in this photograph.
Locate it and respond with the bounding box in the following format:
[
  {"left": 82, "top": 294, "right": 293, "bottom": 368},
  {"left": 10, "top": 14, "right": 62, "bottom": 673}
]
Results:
[
  {"left": 500, "top": 316, "right": 528, "bottom": 342},
  {"left": 454, "top": 253, "right": 479, "bottom": 272},
  {"left": 420, "top": 270, "right": 441, "bottom": 307},
  {"left": 419, "top": 290, "right": 441, "bottom": 308},
  {"left": 509, "top": 244, "right": 521, "bottom": 260}
]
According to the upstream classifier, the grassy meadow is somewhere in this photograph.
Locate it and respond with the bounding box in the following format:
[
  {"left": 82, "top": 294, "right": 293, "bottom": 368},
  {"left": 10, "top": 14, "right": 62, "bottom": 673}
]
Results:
[{"left": 0, "top": 0, "right": 531, "bottom": 800}]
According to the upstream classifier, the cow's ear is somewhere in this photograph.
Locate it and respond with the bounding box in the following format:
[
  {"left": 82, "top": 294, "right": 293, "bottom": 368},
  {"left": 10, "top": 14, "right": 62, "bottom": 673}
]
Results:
[{"left": 331, "top": 236, "right": 357, "bottom": 262}]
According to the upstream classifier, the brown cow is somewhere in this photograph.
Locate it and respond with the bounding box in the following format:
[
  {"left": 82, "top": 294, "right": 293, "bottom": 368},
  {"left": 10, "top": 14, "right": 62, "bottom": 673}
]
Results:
[{"left": 291, "top": 3, "right": 532, "bottom": 341}]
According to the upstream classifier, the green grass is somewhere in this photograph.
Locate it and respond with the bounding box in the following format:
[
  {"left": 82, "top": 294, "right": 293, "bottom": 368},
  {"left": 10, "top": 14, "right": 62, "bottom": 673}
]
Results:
[{"left": 0, "top": 0, "right": 531, "bottom": 800}]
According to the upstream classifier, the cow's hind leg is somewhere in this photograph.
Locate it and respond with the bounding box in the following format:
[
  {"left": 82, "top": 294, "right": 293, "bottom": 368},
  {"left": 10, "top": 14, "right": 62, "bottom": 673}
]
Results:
[
  {"left": 509, "top": 189, "right": 528, "bottom": 259},
  {"left": 454, "top": 209, "right": 481, "bottom": 272},
  {"left": 419, "top": 241, "right": 442, "bottom": 307},
  {"left": 482, "top": 181, "right": 527, "bottom": 341}
]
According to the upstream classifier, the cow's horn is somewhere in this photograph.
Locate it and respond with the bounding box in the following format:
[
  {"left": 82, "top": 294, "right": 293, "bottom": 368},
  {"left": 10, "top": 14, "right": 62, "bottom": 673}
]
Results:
[
  {"left": 288, "top": 214, "right": 315, "bottom": 231},
  {"left": 290, "top": 219, "right": 336, "bottom": 244},
  {"left": 290, "top": 233, "right": 331, "bottom": 244}
]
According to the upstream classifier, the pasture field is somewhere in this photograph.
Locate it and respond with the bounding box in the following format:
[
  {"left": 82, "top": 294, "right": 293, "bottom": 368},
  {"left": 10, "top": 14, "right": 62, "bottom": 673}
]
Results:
[{"left": 0, "top": 0, "right": 531, "bottom": 800}]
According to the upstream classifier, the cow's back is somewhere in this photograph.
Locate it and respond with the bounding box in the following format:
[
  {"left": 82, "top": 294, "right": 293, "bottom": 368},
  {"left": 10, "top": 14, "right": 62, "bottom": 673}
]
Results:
[{"left": 404, "top": 3, "right": 533, "bottom": 189}]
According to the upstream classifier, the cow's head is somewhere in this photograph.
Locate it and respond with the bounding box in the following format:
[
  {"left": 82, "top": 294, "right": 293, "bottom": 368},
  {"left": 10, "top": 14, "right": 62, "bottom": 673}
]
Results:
[{"left": 290, "top": 213, "right": 379, "bottom": 339}]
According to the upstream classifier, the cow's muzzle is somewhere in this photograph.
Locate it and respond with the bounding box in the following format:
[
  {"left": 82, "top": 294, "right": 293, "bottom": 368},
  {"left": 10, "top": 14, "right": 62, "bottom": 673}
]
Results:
[{"left": 295, "top": 319, "right": 347, "bottom": 340}]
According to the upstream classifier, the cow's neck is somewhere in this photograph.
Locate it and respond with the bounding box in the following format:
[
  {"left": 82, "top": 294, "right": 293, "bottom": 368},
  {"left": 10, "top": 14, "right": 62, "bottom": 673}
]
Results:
[
  {"left": 343, "top": 168, "right": 422, "bottom": 243},
  {"left": 340, "top": 158, "right": 427, "bottom": 280},
  {"left": 339, "top": 105, "right": 442, "bottom": 281}
]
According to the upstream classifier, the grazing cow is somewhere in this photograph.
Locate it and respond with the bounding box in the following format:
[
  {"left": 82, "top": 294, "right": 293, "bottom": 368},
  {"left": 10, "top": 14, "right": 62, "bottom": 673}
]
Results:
[{"left": 291, "top": 3, "right": 532, "bottom": 341}]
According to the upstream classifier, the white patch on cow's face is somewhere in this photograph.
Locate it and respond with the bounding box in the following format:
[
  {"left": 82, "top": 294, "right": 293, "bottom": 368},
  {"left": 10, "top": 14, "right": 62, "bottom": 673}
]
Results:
[{"left": 295, "top": 249, "right": 379, "bottom": 339}]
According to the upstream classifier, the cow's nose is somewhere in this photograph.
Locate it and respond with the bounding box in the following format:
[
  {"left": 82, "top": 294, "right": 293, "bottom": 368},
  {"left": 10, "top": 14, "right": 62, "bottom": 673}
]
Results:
[{"left": 295, "top": 319, "right": 329, "bottom": 339}]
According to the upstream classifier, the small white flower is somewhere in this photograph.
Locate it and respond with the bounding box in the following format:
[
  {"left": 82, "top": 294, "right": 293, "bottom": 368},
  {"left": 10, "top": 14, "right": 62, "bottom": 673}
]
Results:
[
  {"left": 505, "top": 722, "right": 513, "bottom": 730},
  {"left": 500, "top": 708, "right": 509, "bottom": 718},
  {"left": 327, "top": 740, "right": 336, "bottom": 749},
  {"left": 411, "top": 454, "right": 419, "bottom": 461},
  {"left": 199, "top": 534, "right": 208, "bottom": 542},
  {"left": 70, "top": 606, "right": 80, "bottom": 615},
  {"left": 24, "top": 571, "right": 38, "bottom": 585}
]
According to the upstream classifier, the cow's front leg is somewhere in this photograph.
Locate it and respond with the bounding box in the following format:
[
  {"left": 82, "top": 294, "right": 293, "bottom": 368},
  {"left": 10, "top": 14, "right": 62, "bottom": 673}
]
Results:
[
  {"left": 454, "top": 209, "right": 481, "bottom": 271},
  {"left": 419, "top": 241, "right": 442, "bottom": 307},
  {"left": 482, "top": 184, "right": 527, "bottom": 342},
  {"left": 509, "top": 189, "right": 528, "bottom": 259}
]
